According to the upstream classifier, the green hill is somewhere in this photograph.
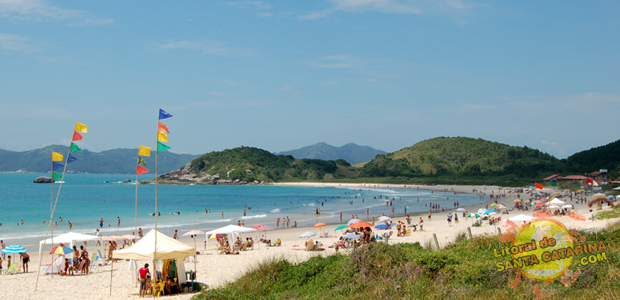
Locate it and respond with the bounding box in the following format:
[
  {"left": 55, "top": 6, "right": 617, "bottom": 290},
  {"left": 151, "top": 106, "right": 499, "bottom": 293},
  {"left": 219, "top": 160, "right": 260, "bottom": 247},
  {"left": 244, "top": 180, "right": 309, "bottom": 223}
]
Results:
[
  {"left": 564, "top": 139, "right": 620, "bottom": 174},
  {"left": 190, "top": 146, "right": 355, "bottom": 182},
  {"left": 359, "top": 137, "right": 560, "bottom": 184},
  {"left": 0, "top": 145, "right": 198, "bottom": 174}
]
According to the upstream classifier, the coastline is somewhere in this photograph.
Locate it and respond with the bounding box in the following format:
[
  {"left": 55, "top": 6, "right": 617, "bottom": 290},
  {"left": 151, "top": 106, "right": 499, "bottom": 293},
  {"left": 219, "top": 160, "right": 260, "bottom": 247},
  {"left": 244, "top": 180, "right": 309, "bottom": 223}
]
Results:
[{"left": 1, "top": 182, "right": 617, "bottom": 299}]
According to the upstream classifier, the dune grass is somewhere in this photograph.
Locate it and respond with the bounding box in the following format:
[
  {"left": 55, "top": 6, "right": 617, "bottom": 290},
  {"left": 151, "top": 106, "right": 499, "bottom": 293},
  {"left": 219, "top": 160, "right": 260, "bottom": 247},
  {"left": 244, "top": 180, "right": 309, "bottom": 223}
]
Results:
[{"left": 194, "top": 221, "right": 620, "bottom": 300}]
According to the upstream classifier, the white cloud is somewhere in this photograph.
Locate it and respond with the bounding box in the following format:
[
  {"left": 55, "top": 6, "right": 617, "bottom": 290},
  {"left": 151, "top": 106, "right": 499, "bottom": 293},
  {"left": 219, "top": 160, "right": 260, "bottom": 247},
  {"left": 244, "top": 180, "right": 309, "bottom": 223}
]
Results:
[
  {"left": 308, "top": 54, "right": 362, "bottom": 68},
  {"left": 0, "top": 0, "right": 114, "bottom": 25},
  {"left": 0, "top": 33, "right": 35, "bottom": 52},
  {"left": 541, "top": 141, "right": 557, "bottom": 146},
  {"left": 276, "top": 84, "right": 304, "bottom": 95},
  {"left": 248, "top": 1, "right": 271, "bottom": 10},
  {"left": 299, "top": 0, "right": 422, "bottom": 20},
  {"left": 159, "top": 39, "right": 250, "bottom": 57}
]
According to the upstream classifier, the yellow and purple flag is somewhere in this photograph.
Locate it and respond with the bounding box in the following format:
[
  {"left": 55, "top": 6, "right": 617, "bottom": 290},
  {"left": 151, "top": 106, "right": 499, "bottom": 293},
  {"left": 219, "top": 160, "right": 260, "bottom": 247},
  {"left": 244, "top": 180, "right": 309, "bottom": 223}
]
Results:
[
  {"left": 74, "top": 122, "right": 88, "bottom": 133},
  {"left": 138, "top": 146, "right": 151, "bottom": 157}
]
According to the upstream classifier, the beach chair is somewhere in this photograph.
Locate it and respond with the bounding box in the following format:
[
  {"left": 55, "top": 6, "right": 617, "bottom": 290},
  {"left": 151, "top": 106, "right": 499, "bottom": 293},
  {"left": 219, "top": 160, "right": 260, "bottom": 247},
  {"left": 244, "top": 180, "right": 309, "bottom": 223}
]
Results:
[
  {"left": 2, "top": 263, "right": 17, "bottom": 275},
  {"left": 98, "top": 250, "right": 106, "bottom": 260}
]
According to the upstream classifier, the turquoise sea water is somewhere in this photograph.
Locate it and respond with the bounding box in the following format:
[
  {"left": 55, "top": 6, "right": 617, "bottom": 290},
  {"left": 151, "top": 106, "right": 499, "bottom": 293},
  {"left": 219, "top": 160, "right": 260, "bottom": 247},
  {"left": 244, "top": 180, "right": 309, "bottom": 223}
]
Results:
[{"left": 0, "top": 173, "right": 486, "bottom": 250}]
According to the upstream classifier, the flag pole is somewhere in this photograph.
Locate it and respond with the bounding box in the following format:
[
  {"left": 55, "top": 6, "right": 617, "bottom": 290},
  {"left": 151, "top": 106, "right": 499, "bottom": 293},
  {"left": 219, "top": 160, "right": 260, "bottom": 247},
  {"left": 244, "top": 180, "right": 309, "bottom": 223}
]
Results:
[
  {"left": 153, "top": 110, "right": 159, "bottom": 285},
  {"left": 134, "top": 154, "right": 139, "bottom": 288},
  {"left": 36, "top": 140, "right": 73, "bottom": 290},
  {"left": 50, "top": 161, "right": 54, "bottom": 279}
]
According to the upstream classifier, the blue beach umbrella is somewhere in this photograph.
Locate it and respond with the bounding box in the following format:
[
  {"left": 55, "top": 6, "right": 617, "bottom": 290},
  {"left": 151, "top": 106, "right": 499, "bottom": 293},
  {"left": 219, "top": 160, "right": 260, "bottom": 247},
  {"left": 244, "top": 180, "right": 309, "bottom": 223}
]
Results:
[
  {"left": 375, "top": 224, "right": 390, "bottom": 230},
  {"left": 1, "top": 245, "right": 27, "bottom": 254},
  {"left": 344, "top": 233, "right": 360, "bottom": 239},
  {"left": 483, "top": 210, "right": 497, "bottom": 216},
  {"left": 334, "top": 225, "right": 348, "bottom": 231}
]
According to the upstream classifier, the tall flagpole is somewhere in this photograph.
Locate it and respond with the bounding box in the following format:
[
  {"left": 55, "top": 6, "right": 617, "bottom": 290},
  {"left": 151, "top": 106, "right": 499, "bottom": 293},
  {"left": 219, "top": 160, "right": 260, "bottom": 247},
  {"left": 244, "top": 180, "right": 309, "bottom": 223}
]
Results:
[
  {"left": 50, "top": 161, "right": 54, "bottom": 279},
  {"left": 36, "top": 123, "right": 86, "bottom": 291},
  {"left": 154, "top": 111, "right": 159, "bottom": 282}
]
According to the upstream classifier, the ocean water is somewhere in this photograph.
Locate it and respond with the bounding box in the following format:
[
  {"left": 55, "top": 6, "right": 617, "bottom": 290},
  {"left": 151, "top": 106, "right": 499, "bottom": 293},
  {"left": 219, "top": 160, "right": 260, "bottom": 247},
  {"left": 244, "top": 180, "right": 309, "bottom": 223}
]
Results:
[{"left": 0, "top": 173, "right": 486, "bottom": 250}]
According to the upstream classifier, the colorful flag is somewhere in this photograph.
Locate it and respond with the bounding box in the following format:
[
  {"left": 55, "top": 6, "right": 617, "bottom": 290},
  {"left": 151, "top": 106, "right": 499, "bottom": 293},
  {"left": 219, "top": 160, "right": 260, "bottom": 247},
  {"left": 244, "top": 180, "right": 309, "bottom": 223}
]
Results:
[
  {"left": 551, "top": 180, "right": 557, "bottom": 187},
  {"left": 535, "top": 182, "right": 543, "bottom": 190},
  {"left": 69, "top": 142, "right": 81, "bottom": 153},
  {"left": 52, "top": 152, "right": 64, "bottom": 161},
  {"left": 52, "top": 171, "right": 63, "bottom": 181},
  {"left": 157, "top": 132, "right": 169, "bottom": 143},
  {"left": 138, "top": 156, "right": 147, "bottom": 166},
  {"left": 157, "top": 141, "right": 171, "bottom": 153},
  {"left": 586, "top": 178, "right": 594, "bottom": 184},
  {"left": 138, "top": 146, "right": 151, "bottom": 157},
  {"left": 159, "top": 109, "right": 172, "bottom": 120},
  {"left": 74, "top": 122, "right": 88, "bottom": 133},
  {"left": 158, "top": 121, "right": 170, "bottom": 134},
  {"left": 52, "top": 162, "right": 63, "bottom": 170},
  {"left": 137, "top": 165, "right": 149, "bottom": 175},
  {"left": 72, "top": 131, "right": 83, "bottom": 141},
  {"left": 67, "top": 154, "right": 77, "bottom": 163}
]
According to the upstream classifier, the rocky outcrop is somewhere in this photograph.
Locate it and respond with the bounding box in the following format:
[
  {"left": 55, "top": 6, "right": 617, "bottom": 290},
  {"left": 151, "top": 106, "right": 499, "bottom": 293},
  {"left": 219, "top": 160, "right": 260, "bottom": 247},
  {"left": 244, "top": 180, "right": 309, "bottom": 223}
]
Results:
[
  {"left": 33, "top": 176, "right": 53, "bottom": 183},
  {"left": 122, "top": 179, "right": 131, "bottom": 183},
  {"left": 143, "top": 162, "right": 265, "bottom": 185}
]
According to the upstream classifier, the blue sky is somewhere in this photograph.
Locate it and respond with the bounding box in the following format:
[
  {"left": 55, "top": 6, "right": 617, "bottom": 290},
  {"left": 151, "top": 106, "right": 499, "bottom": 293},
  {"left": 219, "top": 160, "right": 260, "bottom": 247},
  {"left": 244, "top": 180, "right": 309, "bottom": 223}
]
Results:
[{"left": 0, "top": 1, "right": 618, "bottom": 158}]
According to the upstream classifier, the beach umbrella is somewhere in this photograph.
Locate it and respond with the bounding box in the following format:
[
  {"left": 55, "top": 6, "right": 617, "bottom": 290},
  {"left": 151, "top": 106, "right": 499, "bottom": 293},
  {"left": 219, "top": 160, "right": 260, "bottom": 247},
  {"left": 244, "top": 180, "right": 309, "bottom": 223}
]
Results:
[
  {"left": 377, "top": 216, "right": 391, "bottom": 222},
  {"left": 375, "top": 224, "right": 390, "bottom": 230},
  {"left": 49, "top": 246, "right": 73, "bottom": 255},
  {"left": 313, "top": 223, "right": 326, "bottom": 227},
  {"left": 347, "top": 219, "right": 362, "bottom": 226},
  {"left": 593, "top": 193, "right": 606, "bottom": 198},
  {"left": 350, "top": 221, "right": 373, "bottom": 228},
  {"left": 122, "top": 234, "right": 137, "bottom": 240},
  {"left": 1, "top": 245, "right": 27, "bottom": 254},
  {"left": 102, "top": 235, "right": 123, "bottom": 241},
  {"left": 299, "top": 231, "right": 317, "bottom": 238},
  {"left": 467, "top": 213, "right": 480, "bottom": 218},
  {"left": 208, "top": 233, "right": 227, "bottom": 239},
  {"left": 182, "top": 229, "right": 204, "bottom": 284},
  {"left": 497, "top": 204, "right": 506, "bottom": 209},
  {"left": 477, "top": 208, "right": 487, "bottom": 214},
  {"left": 483, "top": 210, "right": 497, "bottom": 216},
  {"left": 334, "top": 225, "right": 348, "bottom": 231},
  {"left": 344, "top": 233, "right": 360, "bottom": 239},
  {"left": 514, "top": 200, "right": 522, "bottom": 204},
  {"left": 253, "top": 225, "right": 274, "bottom": 238},
  {"left": 508, "top": 214, "right": 536, "bottom": 222},
  {"left": 490, "top": 203, "right": 498, "bottom": 207},
  {"left": 456, "top": 208, "right": 466, "bottom": 212}
]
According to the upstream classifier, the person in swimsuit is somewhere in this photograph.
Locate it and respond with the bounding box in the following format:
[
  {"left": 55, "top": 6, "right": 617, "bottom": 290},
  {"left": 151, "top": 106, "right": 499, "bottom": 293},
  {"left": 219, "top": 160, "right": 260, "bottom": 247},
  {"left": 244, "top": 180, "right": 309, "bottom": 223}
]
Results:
[
  {"left": 99, "top": 218, "right": 104, "bottom": 228},
  {"left": 20, "top": 253, "right": 29, "bottom": 272}
]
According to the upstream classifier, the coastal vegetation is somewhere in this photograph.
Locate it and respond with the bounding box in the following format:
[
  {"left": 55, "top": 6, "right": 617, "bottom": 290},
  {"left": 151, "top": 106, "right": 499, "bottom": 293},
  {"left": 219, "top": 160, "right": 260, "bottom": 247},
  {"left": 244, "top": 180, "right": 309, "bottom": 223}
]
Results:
[
  {"left": 193, "top": 221, "right": 620, "bottom": 300},
  {"left": 184, "top": 137, "right": 620, "bottom": 186},
  {"left": 190, "top": 146, "right": 355, "bottom": 182}
]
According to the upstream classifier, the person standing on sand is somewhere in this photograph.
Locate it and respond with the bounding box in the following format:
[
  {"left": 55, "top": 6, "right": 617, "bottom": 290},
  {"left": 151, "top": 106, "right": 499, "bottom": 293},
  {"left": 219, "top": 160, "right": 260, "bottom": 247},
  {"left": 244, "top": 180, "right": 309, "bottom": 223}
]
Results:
[
  {"left": 139, "top": 263, "right": 150, "bottom": 297},
  {"left": 20, "top": 252, "right": 29, "bottom": 273},
  {"left": 428, "top": 211, "right": 432, "bottom": 220},
  {"left": 1, "top": 240, "right": 5, "bottom": 258},
  {"left": 276, "top": 218, "right": 280, "bottom": 229},
  {"left": 340, "top": 212, "right": 343, "bottom": 224}
]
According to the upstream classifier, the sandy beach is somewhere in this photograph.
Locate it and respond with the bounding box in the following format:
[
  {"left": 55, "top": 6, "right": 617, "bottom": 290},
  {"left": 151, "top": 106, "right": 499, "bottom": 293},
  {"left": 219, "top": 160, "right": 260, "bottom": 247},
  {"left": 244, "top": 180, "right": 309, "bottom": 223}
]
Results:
[{"left": 1, "top": 183, "right": 617, "bottom": 300}]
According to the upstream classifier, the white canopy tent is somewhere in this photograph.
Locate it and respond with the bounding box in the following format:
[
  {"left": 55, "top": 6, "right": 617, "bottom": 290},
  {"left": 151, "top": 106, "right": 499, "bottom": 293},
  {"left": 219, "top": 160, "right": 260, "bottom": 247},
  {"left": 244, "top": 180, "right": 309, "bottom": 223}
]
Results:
[
  {"left": 38, "top": 232, "right": 102, "bottom": 253},
  {"left": 204, "top": 225, "right": 258, "bottom": 251},
  {"left": 114, "top": 229, "right": 194, "bottom": 260},
  {"left": 110, "top": 229, "right": 194, "bottom": 295},
  {"left": 548, "top": 198, "right": 566, "bottom": 206},
  {"left": 506, "top": 214, "right": 537, "bottom": 223}
]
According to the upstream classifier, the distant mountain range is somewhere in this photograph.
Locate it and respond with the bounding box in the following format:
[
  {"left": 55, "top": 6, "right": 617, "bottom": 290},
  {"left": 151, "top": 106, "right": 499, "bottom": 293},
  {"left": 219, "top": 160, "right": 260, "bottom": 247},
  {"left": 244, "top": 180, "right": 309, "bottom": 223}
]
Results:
[
  {"left": 276, "top": 142, "right": 386, "bottom": 165},
  {"left": 0, "top": 145, "right": 198, "bottom": 174}
]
